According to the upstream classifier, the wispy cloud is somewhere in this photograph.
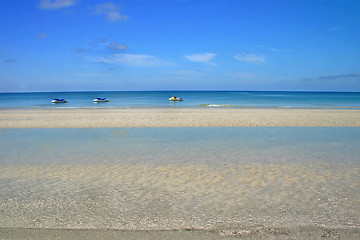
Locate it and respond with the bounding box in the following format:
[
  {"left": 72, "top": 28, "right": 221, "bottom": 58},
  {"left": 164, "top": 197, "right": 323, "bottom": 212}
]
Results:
[
  {"left": 98, "top": 53, "right": 171, "bottom": 67},
  {"left": 258, "top": 45, "right": 292, "bottom": 52},
  {"left": 279, "top": 73, "right": 360, "bottom": 91},
  {"left": 325, "top": 27, "right": 341, "bottom": 32},
  {"left": 171, "top": 70, "right": 203, "bottom": 76},
  {"left": 97, "top": 38, "right": 108, "bottom": 44},
  {"left": 36, "top": 33, "right": 48, "bottom": 39},
  {"left": 318, "top": 73, "right": 360, "bottom": 80},
  {"left": 93, "top": 3, "right": 128, "bottom": 21},
  {"left": 169, "top": 70, "right": 203, "bottom": 79},
  {"left": 270, "top": 48, "right": 292, "bottom": 52},
  {"left": 38, "top": 0, "right": 77, "bottom": 10},
  {"left": 230, "top": 72, "right": 257, "bottom": 79},
  {"left": 75, "top": 48, "right": 91, "bottom": 53},
  {"left": 3, "top": 59, "right": 17, "bottom": 63},
  {"left": 184, "top": 53, "right": 216, "bottom": 65},
  {"left": 108, "top": 42, "right": 128, "bottom": 51},
  {"left": 234, "top": 53, "right": 265, "bottom": 64}
]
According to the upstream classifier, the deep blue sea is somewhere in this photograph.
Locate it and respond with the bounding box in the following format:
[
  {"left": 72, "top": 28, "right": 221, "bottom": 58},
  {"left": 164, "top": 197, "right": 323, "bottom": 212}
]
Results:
[{"left": 1, "top": 91, "right": 359, "bottom": 109}]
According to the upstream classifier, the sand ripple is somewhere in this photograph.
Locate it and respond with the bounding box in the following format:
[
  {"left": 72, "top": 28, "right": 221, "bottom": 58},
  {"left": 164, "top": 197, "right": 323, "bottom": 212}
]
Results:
[{"left": 1, "top": 162, "right": 359, "bottom": 230}]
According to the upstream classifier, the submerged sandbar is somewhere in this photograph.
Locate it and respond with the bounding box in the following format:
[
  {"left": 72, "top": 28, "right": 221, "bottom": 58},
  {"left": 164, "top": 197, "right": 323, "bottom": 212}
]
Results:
[{"left": 0, "top": 108, "right": 359, "bottom": 128}]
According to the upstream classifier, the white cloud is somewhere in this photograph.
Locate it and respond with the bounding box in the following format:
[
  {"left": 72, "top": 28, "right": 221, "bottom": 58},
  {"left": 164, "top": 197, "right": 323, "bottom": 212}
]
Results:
[
  {"left": 235, "top": 53, "right": 265, "bottom": 64},
  {"left": 184, "top": 53, "right": 216, "bottom": 63},
  {"left": 94, "top": 3, "right": 128, "bottom": 21},
  {"left": 38, "top": 0, "right": 77, "bottom": 9},
  {"left": 108, "top": 42, "right": 128, "bottom": 51},
  {"left": 98, "top": 53, "right": 171, "bottom": 67}
]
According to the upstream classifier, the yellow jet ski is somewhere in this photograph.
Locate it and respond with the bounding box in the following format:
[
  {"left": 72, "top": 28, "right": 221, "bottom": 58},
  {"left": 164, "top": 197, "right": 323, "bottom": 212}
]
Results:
[{"left": 169, "top": 96, "right": 183, "bottom": 101}]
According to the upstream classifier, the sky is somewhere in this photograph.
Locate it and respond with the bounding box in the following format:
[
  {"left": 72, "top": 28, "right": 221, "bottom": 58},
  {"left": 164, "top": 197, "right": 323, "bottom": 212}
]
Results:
[{"left": 1, "top": 0, "right": 360, "bottom": 92}]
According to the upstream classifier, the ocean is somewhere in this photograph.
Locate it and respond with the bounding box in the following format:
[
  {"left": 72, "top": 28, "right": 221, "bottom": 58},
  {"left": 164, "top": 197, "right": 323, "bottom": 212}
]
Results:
[{"left": 1, "top": 91, "right": 360, "bottom": 109}]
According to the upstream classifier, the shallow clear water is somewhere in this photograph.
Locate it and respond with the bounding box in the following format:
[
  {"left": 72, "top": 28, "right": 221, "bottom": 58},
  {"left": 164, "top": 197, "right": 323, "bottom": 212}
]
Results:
[
  {"left": 1, "top": 127, "right": 359, "bottom": 166},
  {"left": 0, "top": 128, "right": 359, "bottom": 230},
  {"left": 1, "top": 91, "right": 360, "bottom": 109}
]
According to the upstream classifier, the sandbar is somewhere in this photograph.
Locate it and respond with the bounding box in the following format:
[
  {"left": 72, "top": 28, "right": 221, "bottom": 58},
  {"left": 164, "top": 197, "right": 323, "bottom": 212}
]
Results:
[{"left": 1, "top": 108, "right": 360, "bottom": 128}]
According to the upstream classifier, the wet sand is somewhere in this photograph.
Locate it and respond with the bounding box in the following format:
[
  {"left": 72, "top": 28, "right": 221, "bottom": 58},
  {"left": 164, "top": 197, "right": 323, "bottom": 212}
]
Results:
[
  {"left": 1, "top": 108, "right": 360, "bottom": 239},
  {"left": 1, "top": 227, "right": 359, "bottom": 239},
  {"left": 1, "top": 108, "right": 360, "bottom": 128}
]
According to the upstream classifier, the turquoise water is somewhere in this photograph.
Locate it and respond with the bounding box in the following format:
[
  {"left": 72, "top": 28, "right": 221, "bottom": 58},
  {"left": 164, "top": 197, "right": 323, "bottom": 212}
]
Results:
[
  {"left": 1, "top": 91, "right": 360, "bottom": 109},
  {"left": 1, "top": 127, "right": 360, "bottom": 166}
]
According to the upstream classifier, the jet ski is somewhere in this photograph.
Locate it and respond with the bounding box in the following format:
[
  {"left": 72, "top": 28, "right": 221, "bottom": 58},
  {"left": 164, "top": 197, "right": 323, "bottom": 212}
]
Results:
[
  {"left": 93, "top": 97, "right": 110, "bottom": 102},
  {"left": 51, "top": 98, "right": 68, "bottom": 103},
  {"left": 169, "top": 96, "right": 183, "bottom": 101}
]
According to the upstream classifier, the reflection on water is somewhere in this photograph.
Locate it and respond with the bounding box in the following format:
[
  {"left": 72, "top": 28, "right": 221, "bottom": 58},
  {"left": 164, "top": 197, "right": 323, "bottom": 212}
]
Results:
[{"left": 0, "top": 128, "right": 359, "bottom": 230}]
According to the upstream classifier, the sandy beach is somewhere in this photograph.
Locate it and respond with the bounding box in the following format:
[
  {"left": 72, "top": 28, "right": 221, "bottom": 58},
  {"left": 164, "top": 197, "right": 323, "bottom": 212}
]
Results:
[
  {"left": 1, "top": 160, "right": 359, "bottom": 239},
  {"left": 1, "top": 108, "right": 360, "bottom": 239},
  {"left": 1, "top": 227, "right": 359, "bottom": 239},
  {"left": 1, "top": 108, "right": 360, "bottom": 128}
]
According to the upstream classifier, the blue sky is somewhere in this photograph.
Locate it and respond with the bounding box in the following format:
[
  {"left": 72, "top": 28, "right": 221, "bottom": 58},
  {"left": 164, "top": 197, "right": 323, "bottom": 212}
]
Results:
[{"left": 1, "top": 0, "right": 359, "bottom": 92}]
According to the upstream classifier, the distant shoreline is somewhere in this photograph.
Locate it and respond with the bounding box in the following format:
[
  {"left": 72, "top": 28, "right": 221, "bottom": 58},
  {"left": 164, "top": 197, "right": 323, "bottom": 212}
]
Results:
[{"left": 1, "top": 108, "right": 360, "bottom": 128}]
